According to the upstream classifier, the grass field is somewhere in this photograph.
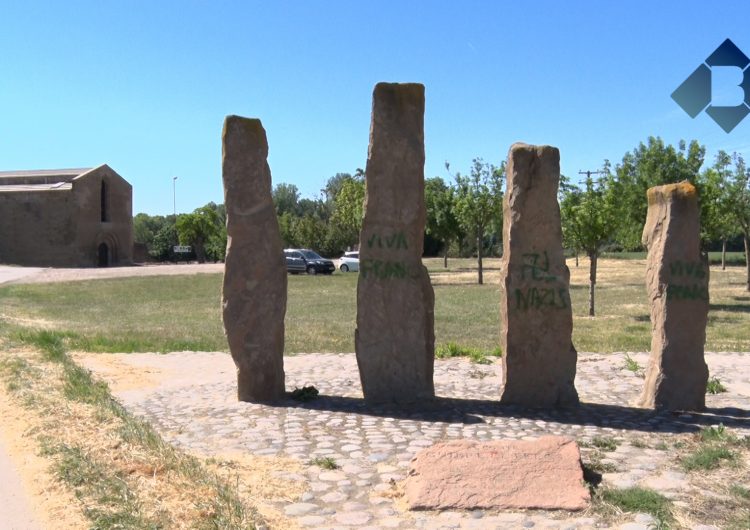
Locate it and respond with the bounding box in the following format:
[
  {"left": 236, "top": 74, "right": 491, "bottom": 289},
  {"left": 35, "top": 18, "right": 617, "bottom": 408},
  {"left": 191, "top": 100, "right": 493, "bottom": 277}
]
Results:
[{"left": 1, "top": 257, "right": 749, "bottom": 354}]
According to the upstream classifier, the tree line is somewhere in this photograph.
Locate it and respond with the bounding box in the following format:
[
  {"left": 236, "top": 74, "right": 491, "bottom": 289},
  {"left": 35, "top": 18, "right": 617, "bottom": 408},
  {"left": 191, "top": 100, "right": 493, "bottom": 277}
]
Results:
[{"left": 133, "top": 136, "right": 750, "bottom": 311}]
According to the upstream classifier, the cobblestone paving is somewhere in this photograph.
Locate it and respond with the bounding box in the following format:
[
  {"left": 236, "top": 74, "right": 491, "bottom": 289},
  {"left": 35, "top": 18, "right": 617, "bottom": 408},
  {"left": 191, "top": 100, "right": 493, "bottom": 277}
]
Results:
[{"left": 99, "top": 352, "right": 750, "bottom": 530}]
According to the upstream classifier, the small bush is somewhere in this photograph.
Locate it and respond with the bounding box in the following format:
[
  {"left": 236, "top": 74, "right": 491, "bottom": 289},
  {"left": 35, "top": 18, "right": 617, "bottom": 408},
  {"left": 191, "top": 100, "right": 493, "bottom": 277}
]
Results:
[{"left": 291, "top": 386, "right": 319, "bottom": 402}]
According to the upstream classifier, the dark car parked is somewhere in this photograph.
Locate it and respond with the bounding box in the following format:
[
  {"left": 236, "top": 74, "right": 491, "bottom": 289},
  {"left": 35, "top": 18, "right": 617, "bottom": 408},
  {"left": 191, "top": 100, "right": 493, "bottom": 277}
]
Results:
[
  {"left": 284, "top": 250, "right": 307, "bottom": 274},
  {"left": 284, "top": 248, "right": 336, "bottom": 275}
]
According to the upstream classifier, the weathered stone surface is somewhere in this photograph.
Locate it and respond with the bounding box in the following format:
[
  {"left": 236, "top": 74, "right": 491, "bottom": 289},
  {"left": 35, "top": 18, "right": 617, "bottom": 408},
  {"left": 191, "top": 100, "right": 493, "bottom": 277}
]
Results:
[
  {"left": 404, "top": 437, "right": 590, "bottom": 511},
  {"left": 221, "top": 115, "right": 286, "bottom": 402},
  {"left": 355, "top": 82, "right": 435, "bottom": 404},
  {"left": 499, "top": 143, "right": 578, "bottom": 407},
  {"left": 637, "top": 181, "right": 708, "bottom": 411}
]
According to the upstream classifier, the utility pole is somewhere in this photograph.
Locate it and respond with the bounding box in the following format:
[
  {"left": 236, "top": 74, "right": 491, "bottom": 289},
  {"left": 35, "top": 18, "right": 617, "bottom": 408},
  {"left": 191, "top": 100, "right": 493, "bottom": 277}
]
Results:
[{"left": 578, "top": 169, "right": 605, "bottom": 180}]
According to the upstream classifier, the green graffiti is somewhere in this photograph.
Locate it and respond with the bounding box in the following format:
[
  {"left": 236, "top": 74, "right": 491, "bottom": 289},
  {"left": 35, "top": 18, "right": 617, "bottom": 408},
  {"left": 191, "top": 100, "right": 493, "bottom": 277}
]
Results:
[
  {"left": 669, "top": 260, "right": 706, "bottom": 279},
  {"left": 666, "top": 283, "right": 708, "bottom": 301},
  {"left": 360, "top": 258, "right": 408, "bottom": 280},
  {"left": 366, "top": 231, "right": 408, "bottom": 250},
  {"left": 521, "top": 251, "right": 557, "bottom": 282},
  {"left": 515, "top": 287, "right": 569, "bottom": 311}
]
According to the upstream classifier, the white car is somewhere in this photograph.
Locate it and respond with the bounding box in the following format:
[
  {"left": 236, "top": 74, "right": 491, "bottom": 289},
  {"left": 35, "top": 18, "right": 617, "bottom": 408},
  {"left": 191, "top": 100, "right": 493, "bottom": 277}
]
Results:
[{"left": 338, "top": 251, "right": 359, "bottom": 272}]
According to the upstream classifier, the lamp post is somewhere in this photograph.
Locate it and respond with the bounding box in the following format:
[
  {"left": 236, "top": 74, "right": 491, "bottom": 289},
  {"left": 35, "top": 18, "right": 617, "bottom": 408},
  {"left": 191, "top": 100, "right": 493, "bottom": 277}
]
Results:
[{"left": 172, "top": 176, "right": 178, "bottom": 217}]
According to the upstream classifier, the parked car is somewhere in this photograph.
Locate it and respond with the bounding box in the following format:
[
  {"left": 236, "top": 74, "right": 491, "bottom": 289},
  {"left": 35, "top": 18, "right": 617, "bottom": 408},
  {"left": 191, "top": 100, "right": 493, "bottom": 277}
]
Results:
[
  {"left": 338, "top": 251, "right": 359, "bottom": 272},
  {"left": 284, "top": 248, "right": 336, "bottom": 275},
  {"left": 284, "top": 250, "right": 307, "bottom": 274}
]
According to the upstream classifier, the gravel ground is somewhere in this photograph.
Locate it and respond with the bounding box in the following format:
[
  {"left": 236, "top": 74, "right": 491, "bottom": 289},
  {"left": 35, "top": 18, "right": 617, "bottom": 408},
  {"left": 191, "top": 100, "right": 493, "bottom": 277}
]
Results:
[{"left": 77, "top": 350, "right": 750, "bottom": 530}]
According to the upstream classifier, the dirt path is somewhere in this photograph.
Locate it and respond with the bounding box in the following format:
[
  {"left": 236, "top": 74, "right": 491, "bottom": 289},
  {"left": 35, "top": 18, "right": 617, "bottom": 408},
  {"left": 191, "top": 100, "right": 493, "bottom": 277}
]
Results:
[
  {"left": 0, "top": 432, "right": 41, "bottom": 530},
  {"left": 0, "top": 263, "right": 224, "bottom": 286}
]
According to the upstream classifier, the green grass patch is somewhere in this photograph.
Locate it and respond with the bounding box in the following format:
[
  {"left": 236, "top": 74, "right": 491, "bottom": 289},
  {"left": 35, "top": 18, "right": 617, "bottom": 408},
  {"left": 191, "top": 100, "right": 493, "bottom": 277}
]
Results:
[
  {"left": 435, "top": 342, "right": 501, "bottom": 364},
  {"left": 731, "top": 484, "right": 750, "bottom": 500},
  {"left": 700, "top": 424, "right": 732, "bottom": 443},
  {"left": 623, "top": 354, "right": 641, "bottom": 374},
  {"left": 681, "top": 445, "right": 737, "bottom": 471},
  {"left": 707, "top": 376, "right": 728, "bottom": 394},
  {"left": 1, "top": 258, "right": 749, "bottom": 354},
  {"left": 309, "top": 457, "right": 339, "bottom": 470},
  {"left": 598, "top": 487, "right": 672, "bottom": 527},
  {"left": 591, "top": 436, "right": 619, "bottom": 451}
]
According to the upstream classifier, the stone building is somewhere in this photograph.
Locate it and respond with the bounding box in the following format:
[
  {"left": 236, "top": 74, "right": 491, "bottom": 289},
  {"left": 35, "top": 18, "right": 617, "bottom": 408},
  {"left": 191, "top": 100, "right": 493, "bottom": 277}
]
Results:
[{"left": 0, "top": 165, "right": 133, "bottom": 267}]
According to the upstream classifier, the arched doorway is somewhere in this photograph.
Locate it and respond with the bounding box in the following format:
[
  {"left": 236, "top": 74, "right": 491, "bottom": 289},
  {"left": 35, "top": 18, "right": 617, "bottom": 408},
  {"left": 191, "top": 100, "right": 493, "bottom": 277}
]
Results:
[{"left": 98, "top": 243, "right": 109, "bottom": 267}]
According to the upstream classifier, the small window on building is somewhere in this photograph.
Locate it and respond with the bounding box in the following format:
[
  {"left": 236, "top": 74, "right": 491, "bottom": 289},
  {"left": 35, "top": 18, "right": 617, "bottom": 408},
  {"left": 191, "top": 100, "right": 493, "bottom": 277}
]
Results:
[{"left": 101, "top": 180, "right": 109, "bottom": 222}]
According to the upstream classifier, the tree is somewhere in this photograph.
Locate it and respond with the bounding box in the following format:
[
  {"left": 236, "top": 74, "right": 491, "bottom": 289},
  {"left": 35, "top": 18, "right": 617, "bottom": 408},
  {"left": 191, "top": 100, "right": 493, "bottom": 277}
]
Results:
[
  {"left": 424, "top": 177, "right": 462, "bottom": 268},
  {"left": 560, "top": 174, "right": 617, "bottom": 316},
  {"left": 272, "top": 183, "right": 300, "bottom": 216},
  {"left": 725, "top": 154, "right": 750, "bottom": 291},
  {"left": 150, "top": 221, "right": 179, "bottom": 261},
  {"left": 175, "top": 205, "right": 222, "bottom": 263},
  {"left": 451, "top": 158, "right": 504, "bottom": 284},
  {"left": 698, "top": 151, "right": 739, "bottom": 269},
  {"left": 328, "top": 177, "right": 365, "bottom": 252},
  {"left": 608, "top": 137, "right": 705, "bottom": 249}
]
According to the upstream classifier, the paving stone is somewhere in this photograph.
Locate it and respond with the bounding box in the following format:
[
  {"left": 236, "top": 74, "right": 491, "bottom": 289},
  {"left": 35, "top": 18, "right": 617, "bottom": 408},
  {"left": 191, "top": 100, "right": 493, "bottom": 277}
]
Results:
[
  {"left": 284, "top": 503, "right": 319, "bottom": 516},
  {"left": 93, "top": 350, "right": 750, "bottom": 530}
]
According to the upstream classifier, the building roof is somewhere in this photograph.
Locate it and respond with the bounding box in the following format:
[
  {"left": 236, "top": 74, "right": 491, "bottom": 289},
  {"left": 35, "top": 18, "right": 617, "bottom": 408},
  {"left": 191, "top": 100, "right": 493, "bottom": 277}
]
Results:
[
  {"left": 0, "top": 182, "right": 73, "bottom": 192},
  {"left": 0, "top": 168, "right": 93, "bottom": 186}
]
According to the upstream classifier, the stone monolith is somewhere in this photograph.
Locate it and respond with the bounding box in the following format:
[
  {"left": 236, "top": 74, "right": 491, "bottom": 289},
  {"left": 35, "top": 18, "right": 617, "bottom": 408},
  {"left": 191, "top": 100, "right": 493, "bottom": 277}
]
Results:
[
  {"left": 355, "top": 82, "right": 435, "bottom": 404},
  {"left": 637, "top": 181, "right": 709, "bottom": 411},
  {"left": 499, "top": 143, "right": 578, "bottom": 407},
  {"left": 221, "top": 115, "right": 286, "bottom": 402}
]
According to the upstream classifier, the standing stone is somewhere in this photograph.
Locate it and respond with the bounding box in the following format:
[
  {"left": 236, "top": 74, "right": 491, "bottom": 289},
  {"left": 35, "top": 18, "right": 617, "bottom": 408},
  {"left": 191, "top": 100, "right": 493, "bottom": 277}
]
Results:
[
  {"left": 221, "top": 115, "right": 286, "bottom": 402},
  {"left": 500, "top": 143, "right": 578, "bottom": 407},
  {"left": 355, "top": 82, "right": 435, "bottom": 404},
  {"left": 637, "top": 181, "right": 709, "bottom": 410}
]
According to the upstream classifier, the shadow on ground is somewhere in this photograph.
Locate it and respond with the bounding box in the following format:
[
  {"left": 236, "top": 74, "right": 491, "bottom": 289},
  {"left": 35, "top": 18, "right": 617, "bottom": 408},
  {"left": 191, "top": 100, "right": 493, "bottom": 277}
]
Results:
[{"left": 269, "top": 394, "right": 749, "bottom": 435}]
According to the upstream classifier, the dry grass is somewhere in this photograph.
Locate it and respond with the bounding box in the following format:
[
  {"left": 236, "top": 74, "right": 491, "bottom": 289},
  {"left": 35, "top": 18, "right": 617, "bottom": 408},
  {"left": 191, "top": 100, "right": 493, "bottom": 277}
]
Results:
[{"left": 0, "top": 331, "right": 304, "bottom": 529}]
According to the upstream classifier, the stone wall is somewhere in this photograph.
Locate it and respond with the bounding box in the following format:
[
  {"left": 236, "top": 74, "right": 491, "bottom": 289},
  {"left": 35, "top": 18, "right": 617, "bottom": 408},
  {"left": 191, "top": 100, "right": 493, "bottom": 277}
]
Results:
[{"left": 0, "top": 165, "right": 133, "bottom": 267}]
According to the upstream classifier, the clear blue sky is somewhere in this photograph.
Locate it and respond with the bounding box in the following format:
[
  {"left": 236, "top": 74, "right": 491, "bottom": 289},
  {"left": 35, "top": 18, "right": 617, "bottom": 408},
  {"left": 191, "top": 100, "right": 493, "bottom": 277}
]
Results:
[{"left": 2, "top": 1, "right": 749, "bottom": 215}]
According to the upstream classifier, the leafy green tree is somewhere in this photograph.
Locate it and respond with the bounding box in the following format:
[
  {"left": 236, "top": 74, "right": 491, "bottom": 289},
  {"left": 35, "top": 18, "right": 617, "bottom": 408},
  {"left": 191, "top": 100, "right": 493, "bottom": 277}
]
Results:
[
  {"left": 294, "top": 214, "right": 327, "bottom": 253},
  {"left": 278, "top": 212, "right": 299, "bottom": 248},
  {"left": 175, "top": 205, "right": 222, "bottom": 263},
  {"left": 725, "top": 154, "right": 750, "bottom": 291},
  {"left": 133, "top": 213, "right": 165, "bottom": 248},
  {"left": 425, "top": 177, "right": 462, "bottom": 268},
  {"left": 698, "top": 151, "right": 739, "bottom": 269},
  {"left": 149, "top": 221, "right": 179, "bottom": 261},
  {"left": 451, "top": 158, "right": 504, "bottom": 284},
  {"left": 560, "top": 174, "right": 617, "bottom": 316},
  {"left": 272, "top": 183, "right": 301, "bottom": 216},
  {"left": 328, "top": 178, "right": 365, "bottom": 252},
  {"left": 608, "top": 137, "right": 705, "bottom": 249}
]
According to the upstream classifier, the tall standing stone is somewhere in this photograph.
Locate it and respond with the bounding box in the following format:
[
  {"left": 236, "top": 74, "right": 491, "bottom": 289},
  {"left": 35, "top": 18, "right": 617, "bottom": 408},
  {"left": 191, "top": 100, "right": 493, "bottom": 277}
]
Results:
[
  {"left": 221, "top": 115, "right": 286, "bottom": 402},
  {"left": 355, "top": 82, "right": 435, "bottom": 404},
  {"left": 637, "top": 181, "right": 709, "bottom": 410},
  {"left": 500, "top": 143, "right": 578, "bottom": 407}
]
